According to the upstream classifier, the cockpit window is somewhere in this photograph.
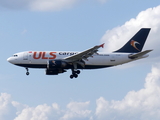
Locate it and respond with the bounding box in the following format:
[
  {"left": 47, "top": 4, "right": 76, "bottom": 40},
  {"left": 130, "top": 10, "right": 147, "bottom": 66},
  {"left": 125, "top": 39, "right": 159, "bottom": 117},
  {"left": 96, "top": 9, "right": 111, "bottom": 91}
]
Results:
[{"left": 13, "top": 54, "right": 18, "bottom": 57}]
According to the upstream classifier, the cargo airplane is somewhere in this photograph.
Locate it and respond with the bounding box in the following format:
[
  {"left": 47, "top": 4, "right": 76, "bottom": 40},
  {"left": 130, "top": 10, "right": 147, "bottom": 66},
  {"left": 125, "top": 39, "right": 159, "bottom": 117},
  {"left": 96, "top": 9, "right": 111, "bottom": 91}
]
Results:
[{"left": 7, "top": 28, "right": 152, "bottom": 79}]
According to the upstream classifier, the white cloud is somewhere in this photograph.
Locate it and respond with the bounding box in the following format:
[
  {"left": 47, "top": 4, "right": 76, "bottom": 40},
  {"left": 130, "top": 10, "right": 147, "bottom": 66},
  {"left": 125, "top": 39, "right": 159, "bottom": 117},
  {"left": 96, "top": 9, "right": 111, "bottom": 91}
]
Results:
[
  {"left": 101, "top": 5, "right": 160, "bottom": 61},
  {"left": 0, "top": 93, "right": 16, "bottom": 120},
  {"left": 29, "top": 0, "right": 79, "bottom": 11},
  {"left": 95, "top": 63, "right": 160, "bottom": 120},
  {"left": 0, "top": 93, "right": 11, "bottom": 115},
  {"left": 2, "top": 63, "right": 160, "bottom": 120},
  {"left": 99, "top": 5, "right": 160, "bottom": 69},
  {"left": 0, "top": 95, "right": 91, "bottom": 120},
  {"left": 14, "top": 104, "right": 53, "bottom": 120},
  {"left": 0, "top": 0, "right": 80, "bottom": 11},
  {"left": 60, "top": 101, "right": 91, "bottom": 120},
  {"left": 13, "top": 103, "right": 63, "bottom": 120}
]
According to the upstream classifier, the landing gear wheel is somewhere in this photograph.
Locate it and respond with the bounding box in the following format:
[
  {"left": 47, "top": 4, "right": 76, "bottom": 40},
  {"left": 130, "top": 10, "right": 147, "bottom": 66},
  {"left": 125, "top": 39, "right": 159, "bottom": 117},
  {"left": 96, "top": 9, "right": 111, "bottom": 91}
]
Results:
[
  {"left": 70, "top": 75, "right": 74, "bottom": 79},
  {"left": 26, "top": 72, "right": 29, "bottom": 75},
  {"left": 70, "top": 69, "right": 81, "bottom": 79},
  {"left": 73, "top": 73, "right": 78, "bottom": 78},
  {"left": 25, "top": 68, "right": 29, "bottom": 76},
  {"left": 76, "top": 70, "right": 80, "bottom": 74},
  {"left": 70, "top": 73, "right": 78, "bottom": 79}
]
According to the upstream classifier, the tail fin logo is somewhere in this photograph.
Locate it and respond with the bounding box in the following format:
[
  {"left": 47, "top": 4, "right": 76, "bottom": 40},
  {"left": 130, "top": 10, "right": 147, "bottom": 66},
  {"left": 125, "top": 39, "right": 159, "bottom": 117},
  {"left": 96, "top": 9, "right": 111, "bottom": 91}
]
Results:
[{"left": 130, "top": 40, "right": 140, "bottom": 51}]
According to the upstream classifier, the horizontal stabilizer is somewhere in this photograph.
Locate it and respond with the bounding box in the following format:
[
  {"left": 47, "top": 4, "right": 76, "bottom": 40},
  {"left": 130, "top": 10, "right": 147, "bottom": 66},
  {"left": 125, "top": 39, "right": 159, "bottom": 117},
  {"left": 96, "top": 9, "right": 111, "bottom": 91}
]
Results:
[{"left": 128, "top": 50, "right": 153, "bottom": 59}]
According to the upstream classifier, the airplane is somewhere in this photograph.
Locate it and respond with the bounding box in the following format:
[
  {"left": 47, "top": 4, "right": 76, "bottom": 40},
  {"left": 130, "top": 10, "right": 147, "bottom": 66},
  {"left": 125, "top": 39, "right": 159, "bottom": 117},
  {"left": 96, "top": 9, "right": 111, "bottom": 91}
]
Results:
[{"left": 7, "top": 28, "right": 152, "bottom": 79}]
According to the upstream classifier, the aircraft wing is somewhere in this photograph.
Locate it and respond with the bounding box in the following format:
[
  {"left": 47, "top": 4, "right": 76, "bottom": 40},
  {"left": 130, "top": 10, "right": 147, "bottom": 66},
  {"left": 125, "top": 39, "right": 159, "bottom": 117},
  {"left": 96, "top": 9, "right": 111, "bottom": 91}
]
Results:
[
  {"left": 128, "top": 50, "right": 153, "bottom": 59},
  {"left": 64, "top": 43, "right": 104, "bottom": 62}
]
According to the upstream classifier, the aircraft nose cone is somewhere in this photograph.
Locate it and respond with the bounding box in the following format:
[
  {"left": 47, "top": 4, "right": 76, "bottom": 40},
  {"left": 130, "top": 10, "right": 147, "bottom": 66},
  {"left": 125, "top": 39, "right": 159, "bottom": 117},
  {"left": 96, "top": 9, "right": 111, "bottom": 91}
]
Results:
[{"left": 7, "top": 57, "right": 13, "bottom": 63}]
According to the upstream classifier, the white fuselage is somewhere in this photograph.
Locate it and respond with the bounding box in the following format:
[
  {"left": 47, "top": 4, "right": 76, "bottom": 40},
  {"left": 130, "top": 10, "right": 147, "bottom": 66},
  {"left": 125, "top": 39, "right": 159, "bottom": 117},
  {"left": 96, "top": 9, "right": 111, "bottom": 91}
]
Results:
[{"left": 7, "top": 51, "right": 134, "bottom": 69}]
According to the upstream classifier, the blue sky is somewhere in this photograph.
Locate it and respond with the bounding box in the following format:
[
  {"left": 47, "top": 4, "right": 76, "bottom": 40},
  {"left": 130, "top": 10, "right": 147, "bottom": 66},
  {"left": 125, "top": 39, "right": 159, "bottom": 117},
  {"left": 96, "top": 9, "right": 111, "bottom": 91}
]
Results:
[{"left": 1, "top": 0, "right": 160, "bottom": 120}]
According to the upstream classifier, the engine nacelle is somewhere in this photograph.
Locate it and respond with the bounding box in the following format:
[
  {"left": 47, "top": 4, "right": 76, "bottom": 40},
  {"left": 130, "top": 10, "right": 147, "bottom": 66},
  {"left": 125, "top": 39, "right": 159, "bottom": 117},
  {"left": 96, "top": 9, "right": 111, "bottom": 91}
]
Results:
[
  {"left": 46, "top": 69, "right": 66, "bottom": 75},
  {"left": 47, "top": 60, "right": 68, "bottom": 69}
]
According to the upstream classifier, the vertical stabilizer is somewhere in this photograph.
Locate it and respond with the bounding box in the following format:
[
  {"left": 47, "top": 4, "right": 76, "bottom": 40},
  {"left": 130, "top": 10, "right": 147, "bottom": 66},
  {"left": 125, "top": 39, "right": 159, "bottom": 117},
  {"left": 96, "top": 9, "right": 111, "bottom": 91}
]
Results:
[{"left": 114, "top": 28, "right": 151, "bottom": 53}]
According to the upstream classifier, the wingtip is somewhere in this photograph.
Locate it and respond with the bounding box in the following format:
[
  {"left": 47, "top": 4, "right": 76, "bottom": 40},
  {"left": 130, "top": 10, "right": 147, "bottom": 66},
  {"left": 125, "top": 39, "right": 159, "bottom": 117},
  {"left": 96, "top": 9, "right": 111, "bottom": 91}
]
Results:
[{"left": 100, "top": 43, "right": 105, "bottom": 48}]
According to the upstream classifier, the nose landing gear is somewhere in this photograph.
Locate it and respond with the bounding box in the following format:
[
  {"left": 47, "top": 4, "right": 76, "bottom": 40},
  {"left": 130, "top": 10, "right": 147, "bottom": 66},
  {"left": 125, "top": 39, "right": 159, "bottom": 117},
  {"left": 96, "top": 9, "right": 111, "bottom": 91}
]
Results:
[{"left": 26, "top": 68, "right": 29, "bottom": 75}]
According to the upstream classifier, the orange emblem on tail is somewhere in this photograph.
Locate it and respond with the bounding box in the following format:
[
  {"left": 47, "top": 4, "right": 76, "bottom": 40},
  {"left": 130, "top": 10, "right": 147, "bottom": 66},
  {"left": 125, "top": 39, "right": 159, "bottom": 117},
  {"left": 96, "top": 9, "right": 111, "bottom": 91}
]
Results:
[{"left": 130, "top": 40, "right": 140, "bottom": 51}]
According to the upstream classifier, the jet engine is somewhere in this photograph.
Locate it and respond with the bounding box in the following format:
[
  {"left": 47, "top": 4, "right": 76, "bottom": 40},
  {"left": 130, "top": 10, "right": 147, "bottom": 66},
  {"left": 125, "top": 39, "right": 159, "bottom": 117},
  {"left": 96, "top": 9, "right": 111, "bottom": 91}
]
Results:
[
  {"left": 46, "top": 60, "right": 68, "bottom": 75},
  {"left": 47, "top": 60, "right": 68, "bottom": 69}
]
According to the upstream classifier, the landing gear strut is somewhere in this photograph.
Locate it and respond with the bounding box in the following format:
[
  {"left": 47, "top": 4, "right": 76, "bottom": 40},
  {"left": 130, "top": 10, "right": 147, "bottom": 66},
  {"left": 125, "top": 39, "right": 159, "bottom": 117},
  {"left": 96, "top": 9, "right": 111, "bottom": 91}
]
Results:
[
  {"left": 26, "top": 68, "right": 29, "bottom": 75},
  {"left": 70, "top": 69, "right": 80, "bottom": 79}
]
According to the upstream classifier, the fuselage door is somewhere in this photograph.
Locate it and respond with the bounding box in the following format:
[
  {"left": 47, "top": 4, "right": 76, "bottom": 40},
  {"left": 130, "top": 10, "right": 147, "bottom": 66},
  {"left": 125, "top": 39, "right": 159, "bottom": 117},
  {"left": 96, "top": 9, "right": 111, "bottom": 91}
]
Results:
[{"left": 23, "top": 52, "right": 28, "bottom": 60}]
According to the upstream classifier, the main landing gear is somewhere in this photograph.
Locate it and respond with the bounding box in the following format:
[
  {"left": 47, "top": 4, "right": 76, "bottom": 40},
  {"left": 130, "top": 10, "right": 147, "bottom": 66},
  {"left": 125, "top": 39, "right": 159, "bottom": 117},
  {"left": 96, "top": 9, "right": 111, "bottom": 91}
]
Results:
[
  {"left": 26, "top": 68, "right": 29, "bottom": 75},
  {"left": 70, "top": 69, "right": 80, "bottom": 79}
]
